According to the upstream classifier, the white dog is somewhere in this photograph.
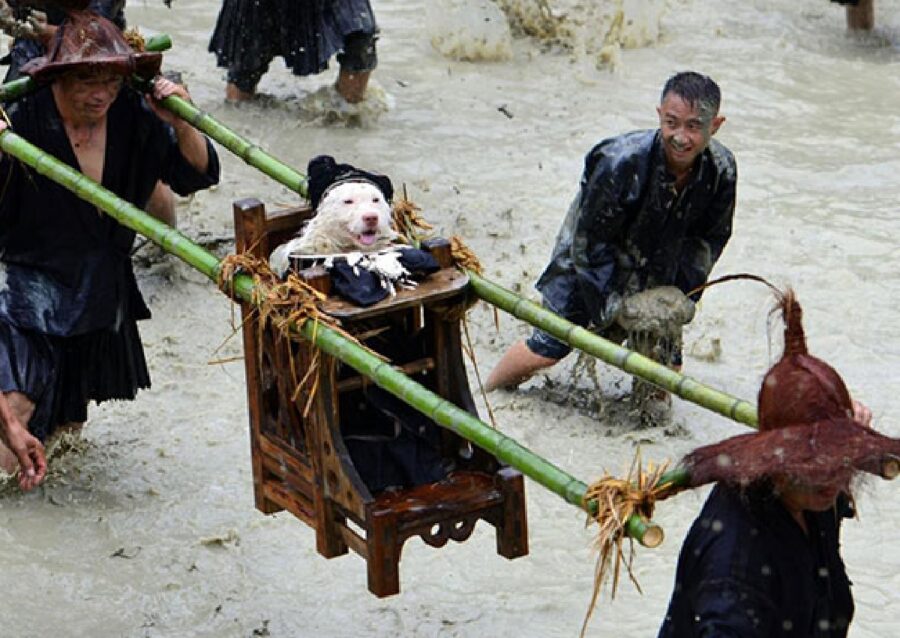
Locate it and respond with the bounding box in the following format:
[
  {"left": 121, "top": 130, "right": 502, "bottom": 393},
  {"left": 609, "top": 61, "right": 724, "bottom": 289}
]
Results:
[{"left": 270, "top": 180, "right": 398, "bottom": 277}]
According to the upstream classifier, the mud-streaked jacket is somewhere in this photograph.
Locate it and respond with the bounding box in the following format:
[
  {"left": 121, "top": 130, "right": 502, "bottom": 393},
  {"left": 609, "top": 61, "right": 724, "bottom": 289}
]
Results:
[{"left": 535, "top": 129, "right": 736, "bottom": 329}]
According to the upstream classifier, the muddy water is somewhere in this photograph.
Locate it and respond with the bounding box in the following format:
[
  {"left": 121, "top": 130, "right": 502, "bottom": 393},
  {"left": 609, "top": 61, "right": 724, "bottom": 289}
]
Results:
[{"left": 2, "top": 1, "right": 900, "bottom": 636}]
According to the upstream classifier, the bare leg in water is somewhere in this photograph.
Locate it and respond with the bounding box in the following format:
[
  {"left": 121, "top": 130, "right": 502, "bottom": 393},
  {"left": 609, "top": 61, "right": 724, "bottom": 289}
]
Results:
[
  {"left": 225, "top": 82, "right": 254, "bottom": 103},
  {"left": 335, "top": 67, "right": 371, "bottom": 103},
  {"left": 846, "top": 0, "right": 874, "bottom": 31},
  {"left": 226, "top": 67, "right": 371, "bottom": 104},
  {"left": 485, "top": 340, "right": 560, "bottom": 392}
]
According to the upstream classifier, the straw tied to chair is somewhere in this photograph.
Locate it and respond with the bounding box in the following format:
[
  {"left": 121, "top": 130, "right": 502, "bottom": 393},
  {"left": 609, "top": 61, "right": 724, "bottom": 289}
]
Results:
[{"left": 227, "top": 163, "right": 528, "bottom": 597}]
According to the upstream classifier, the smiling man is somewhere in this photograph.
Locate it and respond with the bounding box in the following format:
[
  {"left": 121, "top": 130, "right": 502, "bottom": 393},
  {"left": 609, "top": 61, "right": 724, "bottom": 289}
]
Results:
[{"left": 486, "top": 71, "right": 736, "bottom": 397}]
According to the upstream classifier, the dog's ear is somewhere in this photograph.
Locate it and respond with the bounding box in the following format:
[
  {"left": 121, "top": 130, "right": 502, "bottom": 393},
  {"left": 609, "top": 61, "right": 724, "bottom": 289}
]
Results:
[
  {"left": 369, "top": 173, "right": 394, "bottom": 205},
  {"left": 308, "top": 155, "right": 338, "bottom": 209}
]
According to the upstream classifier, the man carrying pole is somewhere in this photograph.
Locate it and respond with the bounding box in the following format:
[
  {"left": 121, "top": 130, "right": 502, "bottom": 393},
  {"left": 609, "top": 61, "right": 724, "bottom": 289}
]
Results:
[
  {"left": 0, "top": 10, "right": 220, "bottom": 486},
  {"left": 485, "top": 71, "right": 736, "bottom": 411}
]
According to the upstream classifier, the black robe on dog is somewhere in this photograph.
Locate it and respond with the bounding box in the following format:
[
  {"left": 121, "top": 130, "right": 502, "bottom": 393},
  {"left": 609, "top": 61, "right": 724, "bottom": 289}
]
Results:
[{"left": 339, "top": 327, "right": 451, "bottom": 492}]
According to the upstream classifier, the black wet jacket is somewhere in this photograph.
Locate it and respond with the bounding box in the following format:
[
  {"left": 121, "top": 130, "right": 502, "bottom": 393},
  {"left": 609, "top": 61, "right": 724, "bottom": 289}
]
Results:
[
  {"left": 658, "top": 484, "right": 855, "bottom": 638},
  {"left": 0, "top": 85, "right": 220, "bottom": 337},
  {"left": 535, "top": 129, "right": 736, "bottom": 328}
]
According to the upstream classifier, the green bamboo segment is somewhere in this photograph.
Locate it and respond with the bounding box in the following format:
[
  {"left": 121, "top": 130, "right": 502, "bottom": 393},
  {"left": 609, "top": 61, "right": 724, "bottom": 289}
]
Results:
[
  {"left": 147, "top": 81, "right": 309, "bottom": 198},
  {"left": 0, "top": 128, "right": 663, "bottom": 546},
  {"left": 0, "top": 77, "right": 30, "bottom": 102},
  {"left": 467, "top": 272, "right": 760, "bottom": 429},
  {"left": 0, "top": 34, "right": 173, "bottom": 103},
  {"left": 145, "top": 87, "right": 757, "bottom": 430},
  {"left": 144, "top": 33, "right": 173, "bottom": 53}
]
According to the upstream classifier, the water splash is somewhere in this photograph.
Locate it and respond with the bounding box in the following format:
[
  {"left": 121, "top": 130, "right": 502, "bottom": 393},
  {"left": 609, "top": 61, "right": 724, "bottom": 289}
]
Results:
[
  {"left": 494, "top": 0, "right": 667, "bottom": 69},
  {"left": 427, "top": 0, "right": 513, "bottom": 61},
  {"left": 294, "top": 80, "right": 393, "bottom": 127}
]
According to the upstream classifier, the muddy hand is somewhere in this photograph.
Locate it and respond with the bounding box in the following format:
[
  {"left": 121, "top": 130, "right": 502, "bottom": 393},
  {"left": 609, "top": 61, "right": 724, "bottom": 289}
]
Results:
[
  {"left": 11, "top": 428, "right": 46, "bottom": 491},
  {"left": 0, "top": 395, "right": 47, "bottom": 491},
  {"left": 147, "top": 76, "right": 192, "bottom": 126}
]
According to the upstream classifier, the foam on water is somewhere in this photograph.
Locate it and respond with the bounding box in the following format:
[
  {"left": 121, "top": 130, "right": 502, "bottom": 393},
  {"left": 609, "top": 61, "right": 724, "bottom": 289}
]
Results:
[
  {"left": 495, "top": 0, "right": 667, "bottom": 69},
  {"left": 294, "top": 80, "right": 393, "bottom": 127},
  {"left": 426, "top": 0, "right": 513, "bottom": 61},
  {"left": 424, "top": 0, "right": 667, "bottom": 68}
]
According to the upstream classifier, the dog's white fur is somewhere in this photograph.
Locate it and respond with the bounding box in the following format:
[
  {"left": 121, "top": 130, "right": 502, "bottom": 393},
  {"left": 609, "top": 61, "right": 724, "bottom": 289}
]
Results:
[{"left": 269, "top": 180, "right": 397, "bottom": 276}]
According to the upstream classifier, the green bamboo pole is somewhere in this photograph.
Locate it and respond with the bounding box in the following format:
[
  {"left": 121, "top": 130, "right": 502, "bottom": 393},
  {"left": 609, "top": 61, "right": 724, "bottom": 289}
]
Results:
[
  {"left": 467, "top": 272, "right": 760, "bottom": 429},
  {"left": 0, "top": 34, "right": 172, "bottom": 103},
  {"left": 123, "top": 66, "right": 760, "bottom": 433},
  {"left": 0, "top": 128, "right": 663, "bottom": 546},
  {"left": 127, "top": 90, "right": 760, "bottom": 430},
  {"left": 140, "top": 78, "right": 309, "bottom": 197}
]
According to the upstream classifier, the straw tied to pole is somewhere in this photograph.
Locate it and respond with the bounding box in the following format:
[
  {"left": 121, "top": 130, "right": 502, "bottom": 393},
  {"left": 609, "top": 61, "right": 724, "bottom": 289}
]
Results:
[{"left": 575, "top": 277, "right": 900, "bottom": 633}]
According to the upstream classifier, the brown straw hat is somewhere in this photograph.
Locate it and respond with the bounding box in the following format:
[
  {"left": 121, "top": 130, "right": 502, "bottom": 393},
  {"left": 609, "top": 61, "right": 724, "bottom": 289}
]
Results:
[
  {"left": 681, "top": 286, "right": 900, "bottom": 490},
  {"left": 22, "top": 11, "right": 161, "bottom": 83}
]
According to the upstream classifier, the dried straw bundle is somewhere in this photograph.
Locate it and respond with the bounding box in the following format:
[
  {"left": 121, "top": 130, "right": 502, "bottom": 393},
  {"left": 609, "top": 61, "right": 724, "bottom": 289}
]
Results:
[
  {"left": 391, "top": 192, "right": 433, "bottom": 246},
  {"left": 217, "top": 252, "right": 370, "bottom": 415},
  {"left": 580, "top": 453, "right": 675, "bottom": 636},
  {"left": 449, "top": 235, "right": 483, "bottom": 275},
  {"left": 122, "top": 27, "right": 146, "bottom": 52}
]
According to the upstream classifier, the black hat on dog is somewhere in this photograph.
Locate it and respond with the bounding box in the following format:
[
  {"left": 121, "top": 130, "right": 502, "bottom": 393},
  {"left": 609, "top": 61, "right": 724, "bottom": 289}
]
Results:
[{"left": 307, "top": 155, "right": 394, "bottom": 210}]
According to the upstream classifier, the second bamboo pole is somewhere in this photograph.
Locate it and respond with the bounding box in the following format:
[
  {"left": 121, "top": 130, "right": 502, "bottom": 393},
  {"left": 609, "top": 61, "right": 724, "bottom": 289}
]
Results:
[
  {"left": 467, "top": 272, "right": 760, "bottom": 428},
  {"left": 0, "top": 128, "right": 664, "bottom": 547}
]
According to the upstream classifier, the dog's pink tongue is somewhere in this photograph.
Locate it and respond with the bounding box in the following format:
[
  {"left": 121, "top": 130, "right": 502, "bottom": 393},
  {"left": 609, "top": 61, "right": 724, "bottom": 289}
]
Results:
[{"left": 358, "top": 232, "right": 378, "bottom": 246}]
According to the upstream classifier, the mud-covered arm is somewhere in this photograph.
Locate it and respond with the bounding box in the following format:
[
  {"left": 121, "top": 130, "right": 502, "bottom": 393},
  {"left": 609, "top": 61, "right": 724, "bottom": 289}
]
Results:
[
  {"left": 571, "top": 149, "right": 632, "bottom": 324},
  {"left": 675, "top": 167, "right": 736, "bottom": 299}
]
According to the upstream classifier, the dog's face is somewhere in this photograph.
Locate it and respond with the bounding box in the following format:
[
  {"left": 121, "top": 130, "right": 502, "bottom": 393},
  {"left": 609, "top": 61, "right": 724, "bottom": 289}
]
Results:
[{"left": 313, "top": 181, "right": 394, "bottom": 252}]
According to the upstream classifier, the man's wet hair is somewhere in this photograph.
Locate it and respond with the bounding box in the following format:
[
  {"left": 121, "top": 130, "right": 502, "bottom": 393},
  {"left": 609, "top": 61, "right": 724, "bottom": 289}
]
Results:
[{"left": 661, "top": 71, "right": 721, "bottom": 115}]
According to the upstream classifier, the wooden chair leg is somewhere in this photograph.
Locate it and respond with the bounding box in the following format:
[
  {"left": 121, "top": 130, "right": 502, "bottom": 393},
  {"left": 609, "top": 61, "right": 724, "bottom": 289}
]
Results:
[
  {"left": 495, "top": 467, "right": 529, "bottom": 559},
  {"left": 315, "top": 493, "right": 349, "bottom": 559},
  {"left": 367, "top": 511, "right": 401, "bottom": 597}
]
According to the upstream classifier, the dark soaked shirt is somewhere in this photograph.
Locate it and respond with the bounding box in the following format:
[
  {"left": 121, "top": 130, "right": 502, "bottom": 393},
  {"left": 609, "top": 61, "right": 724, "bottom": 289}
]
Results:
[
  {"left": 658, "top": 484, "right": 854, "bottom": 638},
  {"left": 535, "top": 129, "right": 736, "bottom": 329},
  {"left": 0, "top": 85, "right": 220, "bottom": 337}
]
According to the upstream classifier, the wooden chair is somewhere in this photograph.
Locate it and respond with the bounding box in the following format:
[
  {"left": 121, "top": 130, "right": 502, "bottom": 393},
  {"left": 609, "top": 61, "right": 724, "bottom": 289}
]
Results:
[{"left": 233, "top": 198, "right": 528, "bottom": 597}]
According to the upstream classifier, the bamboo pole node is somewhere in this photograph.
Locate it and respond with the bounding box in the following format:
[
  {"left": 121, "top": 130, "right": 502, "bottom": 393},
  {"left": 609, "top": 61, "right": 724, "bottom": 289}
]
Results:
[
  {"left": 882, "top": 455, "right": 900, "bottom": 480},
  {"left": 579, "top": 451, "right": 675, "bottom": 637}
]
